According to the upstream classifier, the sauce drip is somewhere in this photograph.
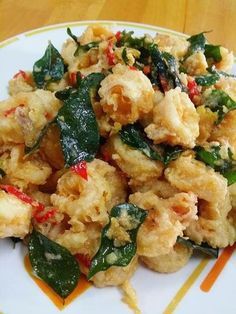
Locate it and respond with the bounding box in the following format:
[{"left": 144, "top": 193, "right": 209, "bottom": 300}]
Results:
[{"left": 24, "top": 255, "right": 92, "bottom": 310}]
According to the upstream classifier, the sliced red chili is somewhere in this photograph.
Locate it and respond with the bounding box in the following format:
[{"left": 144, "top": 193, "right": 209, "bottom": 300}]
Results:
[
  {"left": 71, "top": 161, "right": 88, "bottom": 180},
  {"left": 115, "top": 31, "right": 121, "bottom": 42},
  {"left": 187, "top": 79, "right": 200, "bottom": 102},
  {"left": 69, "top": 72, "right": 77, "bottom": 86},
  {"left": 129, "top": 66, "right": 137, "bottom": 71},
  {"left": 0, "top": 185, "right": 44, "bottom": 212},
  {"left": 13, "top": 70, "right": 28, "bottom": 80},
  {"left": 143, "top": 65, "right": 151, "bottom": 75},
  {"left": 75, "top": 253, "right": 91, "bottom": 268},
  {"left": 106, "top": 41, "right": 115, "bottom": 66},
  {"left": 34, "top": 208, "right": 57, "bottom": 223}
]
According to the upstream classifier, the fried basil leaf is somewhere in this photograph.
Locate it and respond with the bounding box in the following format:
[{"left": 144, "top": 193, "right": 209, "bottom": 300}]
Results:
[
  {"left": 0, "top": 169, "right": 6, "bottom": 179},
  {"left": 187, "top": 32, "right": 206, "bottom": 56},
  {"left": 150, "top": 46, "right": 185, "bottom": 92},
  {"left": 67, "top": 27, "right": 100, "bottom": 57},
  {"left": 57, "top": 73, "right": 104, "bottom": 167},
  {"left": 88, "top": 203, "right": 147, "bottom": 279},
  {"left": 162, "top": 145, "right": 183, "bottom": 165},
  {"left": 33, "top": 42, "right": 65, "bottom": 89},
  {"left": 195, "top": 73, "right": 220, "bottom": 86},
  {"left": 195, "top": 145, "right": 236, "bottom": 185},
  {"left": 204, "top": 44, "right": 222, "bottom": 63},
  {"left": 205, "top": 89, "right": 236, "bottom": 124},
  {"left": 121, "top": 48, "right": 129, "bottom": 64},
  {"left": 25, "top": 121, "right": 54, "bottom": 155},
  {"left": 28, "top": 230, "right": 80, "bottom": 298},
  {"left": 177, "top": 237, "right": 219, "bottom": 258},
  {"left": 119, "top": 124, "right": 162, "bottom": 161}
]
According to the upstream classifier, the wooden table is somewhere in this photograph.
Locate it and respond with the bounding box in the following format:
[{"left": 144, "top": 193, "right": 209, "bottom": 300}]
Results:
[{"left": 1, "top": 0, "right": 236, "bottom": 52}]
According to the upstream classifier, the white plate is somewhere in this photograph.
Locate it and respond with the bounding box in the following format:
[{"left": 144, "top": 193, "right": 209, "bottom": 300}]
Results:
[{"left": 0, "top": 21, "right": 235, "bottom": 314}]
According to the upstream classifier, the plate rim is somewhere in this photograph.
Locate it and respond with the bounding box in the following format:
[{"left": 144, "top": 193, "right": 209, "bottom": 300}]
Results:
[{"left": 0, "top": 19, "right": 188, "bottom": 48}]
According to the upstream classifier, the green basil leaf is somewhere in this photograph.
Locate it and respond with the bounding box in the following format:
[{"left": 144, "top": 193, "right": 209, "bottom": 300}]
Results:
[
  {"left": 187, "top": 32, "right": 206, "bottom": 56},
  {"left": 74, "top": 41, "right": 100, "bottom": 57},
  {"left": 162, "top": 145, "right": 183, "bottom": 165},
  {"left": 88, "top": 203, "right": 147, "bottom": 279},
  {"left": 33, "top": 42, "right": 65, "bottom": 89},
  {"left": 25, "top": 121, "right": 54, "bottom": 155},
  {"left": 195, "top": 73, "right": 220, "bottom": 86},
  {"left": 207, "top": 66, "right": 236, "bottom": 78},
  {"left": 28, "top": 230, "right": 80, "bottom": 298},
  {"left": 161, "top": 52, "right": 187, "bottom": 92},
  {"left": 67, "top": 27, "right": 78, "bottom": 43},
  {"left": 0, "top": 168, "right": 6, "bottom": 178},
  {"left": 57, "top": 72, "right": 104, "bottom": 167},
  {"left": 121, "top": 48, "right": 129, "bottom": 64},
  {"left": 55, "top": 87, "right": 74, "bottom": 101},
  {"left": 195, "top": 145, "right": 236, "bottom": 185},
  {"left": 177, "top": 236, "right": 219, "bottom": 258},
  {"left": 205, "top": 89, "right": 236, "bottom": 124},
  {"left": 119, "top": 124, "right": 162, "bottom": 161},
  {"left": 204, "top": 44, "right": 222, "bottom": 63}
]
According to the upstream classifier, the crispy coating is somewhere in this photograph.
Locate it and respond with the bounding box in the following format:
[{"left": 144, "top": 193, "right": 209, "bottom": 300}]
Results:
[
  {"left": 183, "top": 51, "right": 208, "bottom": 76},
  {"left": 0, "top": 90, "right": 61, "bottom": 147},
  {"left": 51, "top": 159, "right": 127, "bottom": 226},
  {"left": 0, "top": 190, "right": 32, "bottom": 238},
  {"left": 145, "top": 87, "right": 199, "bottom": 148},
  {"left": 140, "top": 243, "right": 193, "bottom": 273},
  {"left": 210, "top": 110, "right": 236, "bottom": 154},
  {"left": 215, "top": 77, "right": 236, "bottom": 101},
  {"left": 0, "top": 145, "right": 52, "bottom": 190},
  {"left": 98, "top": 64, "right": 154, "bottom": 125},
  {"left": 79, "top": 25, "right": 114, "bottom": 45},
  {"left": 154, "top": 33, "right": 189, "bottom": 59},
  {"left": 104, "top": 135, "right": 164, "bottom": 184},
  {"left": 215, "top": 47, "right": 234, "bottom": 72},
  {"left": 8, "top": 71, "right": 35, "bottom": 95},
  {"left": 196, "top": 105, "right": 217, "bottom": 145},
  {"left": 91, "top": 256, "right": 138, "bottom": 287},
  {"left": 165, "top": 153, "right": 236, "bottom": 247},
  {"left": 129, "top": 191, "right": 198, "bottom": 257}
]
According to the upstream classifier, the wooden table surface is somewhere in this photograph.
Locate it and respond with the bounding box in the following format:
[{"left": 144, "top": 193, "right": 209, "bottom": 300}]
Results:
[{"left": 0, "top": 0, "right": 236, "bottom": 52}]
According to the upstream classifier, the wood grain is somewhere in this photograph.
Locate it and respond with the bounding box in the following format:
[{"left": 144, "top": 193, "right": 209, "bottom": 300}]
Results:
[{"left": 0, "top": 0, "right": 235, "bottom": 51}]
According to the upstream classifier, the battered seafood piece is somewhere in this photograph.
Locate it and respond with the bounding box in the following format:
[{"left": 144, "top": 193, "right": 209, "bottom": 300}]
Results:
[
  {"left": 165, "top": 153, "right": 236, "bottom": 247},
  {"left": 140, "top": 243, "right": 193, "bottom": 273},
  {"left": 154, "top": 33, "right": 189, "bottom": 59},
  {"left": 98, "top": 64, "right": 154, "bottom": 125},
  {"left": 103, "top": 135, "right": 164, "bottom": 184},
  {"left": 145, "top": 87, "right": 199, "bottom": 148},
  {"left": 51, "top": 159, "right": 127, "bottom": 226},
  {"left": 129, "top": 191, "right": 198, "bottom": 257},
  {"left": 0, "top": 90, "right": 61, "bottom": 147},
  {"left": 0, "top": 190, "right": 32, "bottom": 238},
  {"left": 0, "top": 145, "right": 52, "bottom": 190},
  {"left": 183, "top": 51, "right": 208, "bottom": 76}
]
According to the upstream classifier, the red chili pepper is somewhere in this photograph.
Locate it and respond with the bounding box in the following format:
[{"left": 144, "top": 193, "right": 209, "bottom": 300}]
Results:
[
  {"left": 13, "top": 70, "right": 28, "bottom": 80},
  {"left": 34, "top": 208, "right": 57, "bottom": 223},
  {"left": 71, "top": 161, "right": 88, "bottom": 180},
  {"left": 106, "top": 41, "right": 115, "bottom": 66},
  {"left": 143, "top": 65, "right": 151, "bottom": 75},
  {"left": 102, "top": 150, "right": 111, "bottom": 162},
  {"left": 69, "top": 72, "right": 77, "bottom": 86},
  {"left": 0, "top": 185, "right": 44, "bottom": 212},
  {"left": 75, "top": 253, "right": 91, "bottom": 268},
  {"left": 4, "top": 104, "right": 24, "bottom": 117},
  {"left": 129, "top": 66, "right": 137, "bottom": 71},
  {"left": 115, "top": 31, "right": 122, "bottom": 42},
  {"left": 0, "top": 184, "right": 58, "bottom": 223},
  {"left": 187, "top": 79, "right": 200, "bottom": 101}
]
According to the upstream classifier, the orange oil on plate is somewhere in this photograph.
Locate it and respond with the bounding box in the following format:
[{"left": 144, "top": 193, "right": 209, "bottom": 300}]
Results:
[{"left": 24, "top": 255, "right": 92, "bottom": 310}]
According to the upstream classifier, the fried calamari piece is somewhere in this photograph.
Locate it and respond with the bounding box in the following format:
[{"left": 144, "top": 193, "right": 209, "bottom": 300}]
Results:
[
  {"left": 145, "top": 87, "right": 199, "bottom": 148},
  {"left": 98, "top": 64, "right": 154, "bottom": 125},
  {"left": 129, "top": 191, "right": 197, "bottom": 257},
  {"left": 140, "top": 243, "right": 193, "bottom": 273}
]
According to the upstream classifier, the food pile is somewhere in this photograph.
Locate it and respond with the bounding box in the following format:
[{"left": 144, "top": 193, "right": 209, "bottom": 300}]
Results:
[{"left": 0, "top": 24, "right": 236, "bottom": 304}]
